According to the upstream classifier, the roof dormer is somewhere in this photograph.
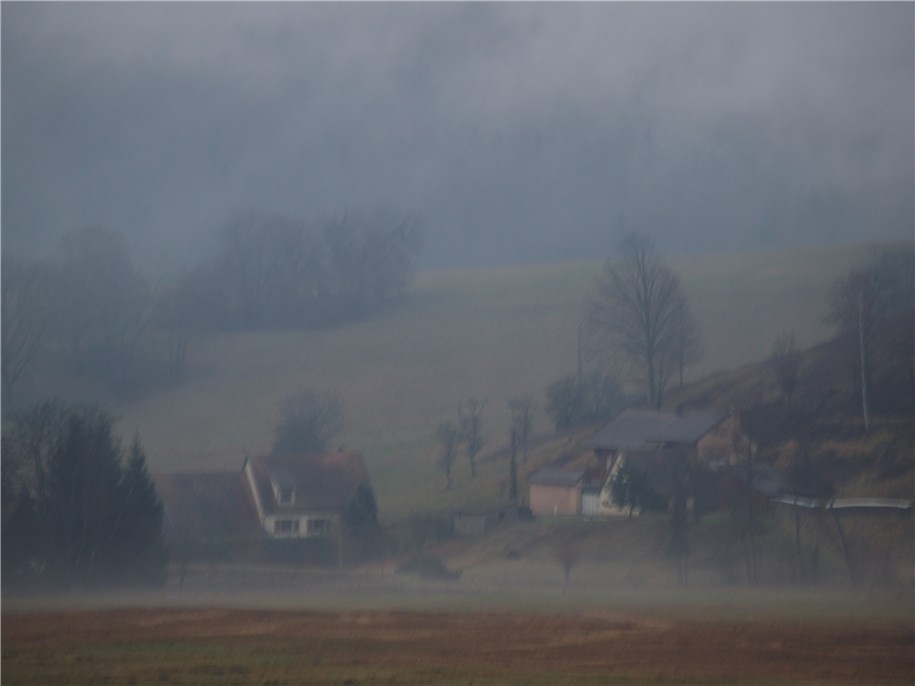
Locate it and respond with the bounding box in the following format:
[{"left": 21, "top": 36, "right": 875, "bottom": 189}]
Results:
[{"left": 267, "top": 466, "right": 296, "bottom": 508}]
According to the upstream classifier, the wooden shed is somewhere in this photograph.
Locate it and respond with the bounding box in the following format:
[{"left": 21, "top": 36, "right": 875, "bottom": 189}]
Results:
[{"left": 529, "top": 469, "right": 585, "bottom": 516}]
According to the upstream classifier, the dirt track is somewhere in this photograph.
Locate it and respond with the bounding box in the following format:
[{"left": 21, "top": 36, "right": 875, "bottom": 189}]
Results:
[{"left": 3, "top": 607, "right": 913, "bottom": 685}]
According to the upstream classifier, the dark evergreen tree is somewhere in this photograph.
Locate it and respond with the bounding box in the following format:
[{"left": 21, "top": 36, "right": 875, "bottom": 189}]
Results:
[
  {"left": 45, "top": 405, "right": 124, "bottom": 583},
  {"left": 343, "top": 483, "right": 380, "bottom": 540},
  {"left": 1, "top": 486, "right": 39, "bottom": 581},
  {"left": 610, "top": 457, "right": 646, "bottom": 519},
  {"left": 110, "top": 436, "right": 168, "bottom": 585},
  {"left": 508, "top": 429, "right": 518, "bottom": 502},
  {"left": 1, "top": 401, "right": 168, "bottom": 587},
  {"left": 669, "top": 466, "right": 690, "bottom": 586}
]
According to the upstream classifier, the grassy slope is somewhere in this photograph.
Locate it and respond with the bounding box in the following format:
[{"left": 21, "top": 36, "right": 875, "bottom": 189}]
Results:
[{"left": 23, "top": 243, "right": 875, "bottom": 521}]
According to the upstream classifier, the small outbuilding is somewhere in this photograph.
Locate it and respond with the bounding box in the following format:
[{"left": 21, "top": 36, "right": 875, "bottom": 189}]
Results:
[{"left": 529, "top": 468, "right": 585, "bottom": 516}]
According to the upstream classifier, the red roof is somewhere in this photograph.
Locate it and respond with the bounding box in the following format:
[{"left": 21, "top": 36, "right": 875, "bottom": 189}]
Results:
[{"left": 247, "top": 453, "right": 370, "bottom": 516}]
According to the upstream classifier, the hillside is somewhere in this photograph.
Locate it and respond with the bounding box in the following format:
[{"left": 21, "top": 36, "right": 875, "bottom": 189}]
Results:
[
  {"left": 14, "top": 242, "right": 894, "bottom": 522},
  {"left": 413, "top": 308, "right": 913, "bottom": 591}
]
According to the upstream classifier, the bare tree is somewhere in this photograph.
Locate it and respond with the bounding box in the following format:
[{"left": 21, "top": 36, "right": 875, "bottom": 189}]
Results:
[
  {"left": 1, "top": 261, "right": 50, "bottom": 410},
  {"left": 588, "top": 233, "right": 692, "bottom": 409},
  {"left": 211, "top": 208, "right": 423, "bottom": 328},
  {"left": 217, "top": 212, "right": 322, "bottom": 327},
  {"left": 672, "top": 299, "right": 703, "bottom": 388},
  {"left": 885, "top": 309, "right": 915, "bottom": 399},
  {"left": 827, "top": 264, "right": 894, "bottom": 432},
  {"left": 434, "top": 421, "right": 462, "bottom": 490},
  {"left": 771, "top": 334, "right": 801, "bottom": 408},
  {"left": 508, "top": 396, "right": 535, "bottom": 463},
  {"left": 545, "top": 374, "right": 582, "bottom": 434},
  {"left": 220, "top": 213, "right": 265, "bottom": 323},
  {"left": 728, "top": 394, "right": 763, "bottom": 584},
  {"left": 544, "top": 371, "right": 624, "bottom": 434},
  {"left": 149, "top": 270, "right": 210, "bottom": 380},
  {"left": 53, "top": 227, "right": 150, "bottom": 389},
  {"left": 555, "top": 541, "right": 580, "bottom": 593},
  {"left": 273, "top": 389, "right": 344, "bottom": 455},
  {"left": 669, "top": 463, "right": 690, "bottom": 586},
  {"left": 458, "top": 398, "right": 487, "bottom": 479},
  {"left": 322, "top": 208, "right": 424, "bottom": 315},
  {"left": 508, "top": 428, "right": 518, "bottom": 501}
]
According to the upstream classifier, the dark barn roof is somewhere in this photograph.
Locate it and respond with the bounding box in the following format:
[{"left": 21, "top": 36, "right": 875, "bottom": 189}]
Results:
[
  {"left": 247, "top": 453, "right": 370, "bottom": 516},
  {"left": 153, "top": 471, "right": 262, "bottom": 541},
  {"left": 589, "top": 409, "right": 724, "bottom": 452}
]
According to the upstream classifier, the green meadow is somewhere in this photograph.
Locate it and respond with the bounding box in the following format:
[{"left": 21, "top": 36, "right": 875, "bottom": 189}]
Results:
[{"left": 26, "top": 243, "right": 878, "bottom": 522}]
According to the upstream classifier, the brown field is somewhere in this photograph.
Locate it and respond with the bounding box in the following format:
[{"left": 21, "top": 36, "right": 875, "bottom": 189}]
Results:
[{"left": 3, "top": 606, "right": 912, "bottom": 685}]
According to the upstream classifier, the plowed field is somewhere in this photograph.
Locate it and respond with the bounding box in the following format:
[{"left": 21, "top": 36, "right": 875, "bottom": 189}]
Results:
[{"left": 3, "top": 607, "right": 912, "bottom": 685}]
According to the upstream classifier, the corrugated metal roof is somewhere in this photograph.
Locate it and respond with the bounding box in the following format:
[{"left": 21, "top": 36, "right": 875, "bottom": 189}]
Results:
[
  {"left": 828, "top": 498, "right": 913, "bottom": 511},
  {"left": 772, "top": 495, "right": 826, "bottom": 509},
  {"left": 589, "top": 409, "right": 724, "bottom": 451},
  {"left": 529, "top": 468, "right": 584, "bottom": 487},
  {"left": 772, "top": 496, "right": 913, "bottom": 511}
]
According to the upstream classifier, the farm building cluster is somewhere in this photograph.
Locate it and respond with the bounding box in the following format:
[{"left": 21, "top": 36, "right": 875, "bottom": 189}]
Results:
[
  {"left": 458, "top": 407, "right": 912, "bottom": 536},
  {"left": 529, "top": 408, "right": 724, "bottom": 518}
]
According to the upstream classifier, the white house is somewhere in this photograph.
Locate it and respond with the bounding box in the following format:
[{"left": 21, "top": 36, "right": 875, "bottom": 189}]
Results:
[{"left": 243, "top": 453, "right": 370, "bottom": 538}]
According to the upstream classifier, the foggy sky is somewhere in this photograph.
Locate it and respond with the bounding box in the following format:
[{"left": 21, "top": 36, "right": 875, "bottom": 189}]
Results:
[{"left": 3, "top": 2, "right": 913, "bottom": 270}]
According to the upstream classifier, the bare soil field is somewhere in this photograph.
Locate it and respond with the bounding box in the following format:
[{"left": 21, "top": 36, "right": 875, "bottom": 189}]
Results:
[{"left": 3, "top": 606, "right": 912, "bottom": 685}]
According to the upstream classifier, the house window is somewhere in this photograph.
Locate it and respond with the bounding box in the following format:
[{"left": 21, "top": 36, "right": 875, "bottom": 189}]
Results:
[
  {"left": 306, "top": 518, "right": 331, "bottom": 535},
  {"left": 277, "top": 488, "right": 295, "bottom": 506},
  {"left": 274, "top": 519, "right": 300, "bottom": 535}
]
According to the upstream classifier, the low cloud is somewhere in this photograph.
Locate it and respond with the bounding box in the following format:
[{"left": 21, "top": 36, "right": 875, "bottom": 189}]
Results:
[{"left": 3, "top": 3, "right": 912, "bottom": 269}]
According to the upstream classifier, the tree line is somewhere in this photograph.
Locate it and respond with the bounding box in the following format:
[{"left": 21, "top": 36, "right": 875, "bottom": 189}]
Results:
[
  {"left": 2, "top": 401, "right": 167, "bottom": 587},
  {"left": 1, "top": 208, "right": 424, "bottom": 406}
]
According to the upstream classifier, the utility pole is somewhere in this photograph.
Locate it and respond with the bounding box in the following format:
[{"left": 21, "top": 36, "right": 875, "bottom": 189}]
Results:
[
  {"left": 577, "top": 321, "right": 583, "bottom": 389},
  {"left": 509, "top": 428, "right": 518, "bottom": 502},
  {"left": 857, "top": 290, "right": 870, "bottom": 432}
]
